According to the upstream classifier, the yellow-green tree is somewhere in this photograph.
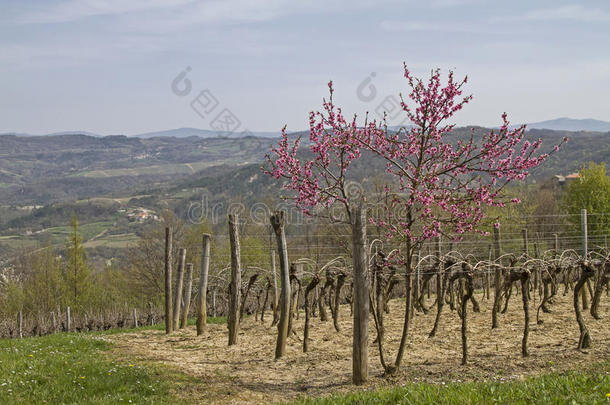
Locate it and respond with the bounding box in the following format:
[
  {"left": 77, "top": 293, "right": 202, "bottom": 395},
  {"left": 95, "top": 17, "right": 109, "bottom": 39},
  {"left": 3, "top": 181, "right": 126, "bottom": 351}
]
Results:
[
  {"left": 23, "top": 243, "right": 62, "bottom": 314},
  {"left": 564, "top": 162, "right": 610, "bottom": 236},
  {"left": 62, "top": 215, "right": 92, "bottom": 309}
]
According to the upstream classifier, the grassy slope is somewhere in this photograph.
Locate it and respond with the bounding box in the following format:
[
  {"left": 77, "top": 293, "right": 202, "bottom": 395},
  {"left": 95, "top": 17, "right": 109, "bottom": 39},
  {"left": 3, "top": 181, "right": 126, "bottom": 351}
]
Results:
[
  {"left": 0, "top": 318, "right": 227, "bottom": 404},
  {"left": 0, "top": 333, "right": 176, "bottom": 404}
]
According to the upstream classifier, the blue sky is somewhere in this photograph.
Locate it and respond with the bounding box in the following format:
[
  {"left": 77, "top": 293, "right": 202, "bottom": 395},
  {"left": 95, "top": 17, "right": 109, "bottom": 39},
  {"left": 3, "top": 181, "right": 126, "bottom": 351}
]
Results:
[{"left": 1, "top": 0, "right": 609, "bottom": 135}]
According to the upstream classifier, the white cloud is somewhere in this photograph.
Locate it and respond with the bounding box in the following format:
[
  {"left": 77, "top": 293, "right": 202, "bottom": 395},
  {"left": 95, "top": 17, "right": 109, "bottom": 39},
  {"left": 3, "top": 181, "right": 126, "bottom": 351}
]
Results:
[
  {"left": 381, "top": 20, "right": 483, "bottom": 34},
  {"left": 13, "top": 0, "right": 400, "bottom": 27},
  {"left": 16, "top": 0, "right": 195, "bottom": 24}
]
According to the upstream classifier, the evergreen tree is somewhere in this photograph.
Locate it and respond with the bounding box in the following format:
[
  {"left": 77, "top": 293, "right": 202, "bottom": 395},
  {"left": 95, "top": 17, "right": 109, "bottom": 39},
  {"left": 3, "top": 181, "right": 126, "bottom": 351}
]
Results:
[{"left": 62, "top": 215, "right": 92, "bottom": 309}]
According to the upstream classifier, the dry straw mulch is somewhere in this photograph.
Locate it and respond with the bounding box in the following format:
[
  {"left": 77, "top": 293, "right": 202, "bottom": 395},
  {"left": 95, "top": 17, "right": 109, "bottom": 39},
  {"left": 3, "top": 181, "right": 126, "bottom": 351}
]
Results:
[{"left": 109, "top": 292, "right": 609, "bottom": 404}]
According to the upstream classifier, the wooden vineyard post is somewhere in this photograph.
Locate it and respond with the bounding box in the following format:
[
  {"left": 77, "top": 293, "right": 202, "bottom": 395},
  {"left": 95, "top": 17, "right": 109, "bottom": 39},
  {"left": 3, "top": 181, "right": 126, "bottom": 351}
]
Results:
[
  {"left": 522, "top": 229, "right": 531, "bottom": 300},
  {"left": 173, "top": 248, "right": 186, "bottom": 331},
  {"left": 227, "top": 214, "right": 241, "bottom": 346},
  {"left": 271, "top": 211, "right": 290, "bottom": 359},
  {"left": 581, "top": 209, "right": 588, "bottom": 259},
  {"left": 51, "top": 311, "right": 57, "bottom": 333},
  {"left": 485, "top": 244, "right": 492, "bottom": 299},
  {"left": 18, "top": 311, "right": 23, "bottom": 339},
  {"left": 522, "top": 228, "right": 529, "bottom": 256},
  {"left": 197, "top": 234, "right": 211, "bottom": 335},
  {"left": 492, "top": 227, "right": 502, "bottom": 329},
  {"left": 181, "top": 263, "right": 194, "bottom": 329},
  {"left": 212, "top": 289, "right": 217, "bottom": 317},
  {"left": 351, "top": 205, "right": 369, "bottom": 385},
  {"left": 65, "top": 306, "right": 71, "bottom": 332},
  {"left": 164, "top": 227, "right": 173, "bottom": 334}
]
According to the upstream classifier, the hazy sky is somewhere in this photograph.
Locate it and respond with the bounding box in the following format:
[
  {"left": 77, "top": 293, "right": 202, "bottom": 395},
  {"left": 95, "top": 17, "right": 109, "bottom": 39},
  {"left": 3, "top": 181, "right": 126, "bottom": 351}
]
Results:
[{"left": 1, "top": 0, "right": 609, "bottom": 135}]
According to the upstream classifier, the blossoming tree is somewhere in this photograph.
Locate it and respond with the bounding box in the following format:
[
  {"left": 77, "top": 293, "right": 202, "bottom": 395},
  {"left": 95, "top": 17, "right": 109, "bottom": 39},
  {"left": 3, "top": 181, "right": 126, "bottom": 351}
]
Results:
[
  {"left": 265, "top": 63, "right": 565, "bottom": 379},
  {"left": 265, "top": 83, "right": 377, "bottom": 384},
  {"left": 358, "top": 64, "right": 564, "bottom": 373}
]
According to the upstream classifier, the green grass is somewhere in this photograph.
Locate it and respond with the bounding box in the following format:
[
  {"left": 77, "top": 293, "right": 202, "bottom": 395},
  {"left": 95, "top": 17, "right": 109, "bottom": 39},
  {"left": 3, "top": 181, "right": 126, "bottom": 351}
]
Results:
[
  {"left": 0, "top": 333, "right": 178, "bottom": 404},
  {"left": 0, "top": 316, "right": 228, "bottom": 403},
  {"left": 291, "top": 361, "right": 610, "bottom": 405}
]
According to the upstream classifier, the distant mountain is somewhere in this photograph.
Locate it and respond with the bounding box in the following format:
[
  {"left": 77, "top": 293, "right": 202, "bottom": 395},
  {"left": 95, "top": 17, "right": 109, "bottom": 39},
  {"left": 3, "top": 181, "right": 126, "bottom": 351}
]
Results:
[
  {"left": 525, "top": 118, "right": 610, "bottom": 132},
  {"left": 0, "top": 130, "right": 100, "bottom": 137},
  {"left": 0, "top": 128, "right": 280, "bottom": 139},
  {"left": 132, "top": 127, "right": 280, "bottom": 139}
]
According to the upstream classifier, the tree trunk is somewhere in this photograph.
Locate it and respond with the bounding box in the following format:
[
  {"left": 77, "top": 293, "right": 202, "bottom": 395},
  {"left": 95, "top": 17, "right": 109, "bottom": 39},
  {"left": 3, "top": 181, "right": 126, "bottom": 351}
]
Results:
[
  {"left": 429, "top": 258, "right": 449, "bottom": 338},
  {"left": 227, "top": 214, "right": 241, "bottom": 346},
  {"left": 240, "top": 274, "right": 259, "bottom": 321},
  {"left": 261, "top": 279, "right": 271, "bottom": 323},
  {"left": 318, "top": 279, "right": 331, "bottom": 322},
  {"left": 520, "top": 270, "right": 530, "bottom": 357},
  {"left": 460, "top": 273, "right": 474, "bottom": 365},
  {"left": 574, "top": 263, "right": 594, "bottom": 350},
  {"left": 303, "top": 276, "right": 320, "bottom": 353},
  {"left": 196, "top": 234, "right": 211, "bottom": 335},
  {"left": 271, "top": 211, "right": 291, "bottom": 359},
  {"left": 333, "top": 273, "right": 346, "bottom": 332},
  {"left": 492, "top": 227, "right": 502, "bottom": 329},
  {"left": 393, "top": 258, "right": 413, "bottom": 373},
  {"left": 590, "top": 264, "right": 609, "bottom": 320}
]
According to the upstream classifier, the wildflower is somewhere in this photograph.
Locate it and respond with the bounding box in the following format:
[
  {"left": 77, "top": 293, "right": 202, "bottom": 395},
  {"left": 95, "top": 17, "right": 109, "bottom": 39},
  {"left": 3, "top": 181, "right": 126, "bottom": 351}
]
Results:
[
  {"left": 129, "top": 364, "right": 134, "bottom": 367},
  {"left": 79, "top": 376, "right": 85, "bottom": 379}
]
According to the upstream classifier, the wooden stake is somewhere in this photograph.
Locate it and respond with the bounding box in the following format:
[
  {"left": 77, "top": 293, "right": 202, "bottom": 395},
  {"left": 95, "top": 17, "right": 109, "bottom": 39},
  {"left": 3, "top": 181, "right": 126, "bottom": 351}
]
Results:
[
  {"left": 196, "top": 234, "right": 211, "bottom": 335},
  {"left": 173, "top": 248, "right": 186, "bottom": 331},
  {"left": 271, "top": 211, "right": 290, "bottom": 359},
  {"left": 164, "top": 227, "right": 173, "bottom": 334},
  {"left": 351, "top": 205, "right": 369, "bottom": 385},
  {"left": 227, "top": 214, "right": 241, "bottom": 346},
  {"left": 18, "top": 311, "right": 23, "bottom": 339},
  {"left": 66, "top": 306, "right": 71, "bottom": 332},
  {"left": 181, "top": 263, "right": 194, "bottom": 329}
]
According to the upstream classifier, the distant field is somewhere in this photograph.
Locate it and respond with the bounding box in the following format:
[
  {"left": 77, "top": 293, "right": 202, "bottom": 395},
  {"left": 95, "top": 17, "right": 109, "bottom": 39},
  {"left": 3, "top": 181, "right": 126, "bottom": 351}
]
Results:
[
  {"left": 44, "top": 221, "right": 115, "bottom": 241},
  {"left": 75, "top": 161, "right": 233, "bottom": 178},
  {"left": 0, "top": 221, "right": 118, "bottom": 253},
  {"left": 83, "top": 233, "right": 140, "bottom": 248}
]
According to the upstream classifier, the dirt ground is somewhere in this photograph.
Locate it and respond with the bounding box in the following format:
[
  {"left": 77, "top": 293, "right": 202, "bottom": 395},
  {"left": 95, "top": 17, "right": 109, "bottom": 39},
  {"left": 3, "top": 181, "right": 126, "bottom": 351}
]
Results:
[{"left": 108, "top": 291, "right": 610, "bottom": 404}]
